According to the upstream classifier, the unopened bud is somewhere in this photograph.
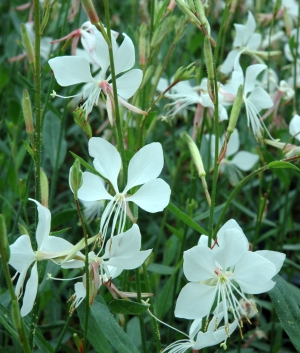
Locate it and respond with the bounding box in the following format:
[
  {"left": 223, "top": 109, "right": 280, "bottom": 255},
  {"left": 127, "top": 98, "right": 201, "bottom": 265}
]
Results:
[
  {"left": 12, "top": 300, "right": 22, "bottom": 331},
  {"left": 22, "top": 90, "right": 34, "bottom": 135},
  {"left": 81, "top": 0, "right": 99, "bottom": 24},
  {"left": 227, "top": 85, "right": 243, "bottom": 133},
  {"left": 139, "top": 23, "right": 147, "bottom": 65},
  {"left": 141, "top": 65, "right": 154, "bottom": 89},
  {"left": 19, "top": 223, "right": 29, "bottom": 235},
  {"left": 185, "top": 133, "right": 206, "bottom": 177},
  {"left": 0, "top": 215, "right": 9, "bottom": 261},
  {"left": 173, "top": 62, "right": 196, "bottom": 82},
  {"left": 283, "top": 8, "right": 291, "bottom": 36},
  {"left": 73, "top": 107, "right": 92, "bottom": 139},
  {"left": 70, "top": 159, "right": 83, "bottom": 200},
  {"left": 40, "top": 1, "right": 51, "bottom": 35},
  {"left": 21, "top": 24, "right": 35, "bottom": 70},
  {"left": 194, "top": 0, "right": 210, "bottom": 35},
  {"left": 204, "top": 36, "right": 215, "bottom": 103},
  {"left": 40, "top": 168, "right": 49, "bottom": 208},
  {"left": 73, "top": 333, "right": 84, "bottom": 353}
]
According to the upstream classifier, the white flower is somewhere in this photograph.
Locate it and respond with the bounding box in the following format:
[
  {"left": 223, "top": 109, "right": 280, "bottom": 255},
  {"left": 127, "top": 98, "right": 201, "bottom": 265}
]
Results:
[
  {"left": 72, "top": 224, "right": 151, "bottom": 307},
  {"left": 174, "top": 219, "right": 285, "bottom": 328},
  {"left": 77, "top": 138, "right": 171, "bottom": 239},
  {"left": 221, "top": 54, "right": 274, "bottom": 140},
  {"left": 162, "top": 314, "right": 238, "bottom": 353},
  {"left": 8, "top": 199, "right": 83, "bottom": 316},
  {"left": 48, "top": 31, "right": 145, "bottom": 121},
  {"left": 208, "top": 129, "right": 259, "bottom": 185},
  {"left": 220, "top": 12, "right": 262, "bottom": 75}
]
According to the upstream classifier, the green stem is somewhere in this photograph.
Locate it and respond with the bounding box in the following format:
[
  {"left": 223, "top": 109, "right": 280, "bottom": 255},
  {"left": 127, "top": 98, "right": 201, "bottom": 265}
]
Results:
[
  {"left": 150, "top": 0, "right": 155, "bottom": 42},
  {"left": 54, "top": 312, "right": 72, "bottom": 353},
  {"left": 135, "top": 268, "right": 147, "bottom": 353},
  {"left": 103, "top": 0, "right": 127, "bottom": 183},
  {"left": 75, "top": 200, "right": 90, "bottom": 351},
  {"left": 214, "top": 165, "right": 269, "bottom": 235}
]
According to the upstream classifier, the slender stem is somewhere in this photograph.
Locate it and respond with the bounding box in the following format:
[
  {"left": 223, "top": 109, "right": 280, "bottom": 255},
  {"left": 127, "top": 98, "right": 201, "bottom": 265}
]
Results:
[
  {"left": 54, "top": 313, "right": 72, "bottom": 353},
  {"left": 214, "top": 165, "right": 269, "bottom": 235},
  {"left": 75, "top": 200, "right": 90, "bottom": 350},
  {"left": 213, "top": 0, "right": 230, "bottom": 65},
  {"left": 150, "top": 0, "right": 155, "bottom": 42},
  {"left": 135, "top": 268, "right": 147, "bottom": 353},
  {"left": 103, "top": 0, "right": 127, "bottom": 183}
]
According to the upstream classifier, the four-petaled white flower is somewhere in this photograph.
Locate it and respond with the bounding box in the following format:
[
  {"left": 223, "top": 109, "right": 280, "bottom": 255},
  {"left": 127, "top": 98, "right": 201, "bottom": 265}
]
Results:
[
  {"left": 174, "top": 219, "right": 285, "bottom": 328},
  {"left": 221, "top": 54, "right": 274, "bottom": 140},
  {"left": 208, "top": 129, "right": 259, "bottom": 185},
  {"left": 8, "top": 199, "right": 83, "bottom": 317},
  {"left": 220, "top": 11, "right": 262, "bottom": 75},
  {"left": 48, "top": 31, "right": 145, "bottom": 122},
  {"left": 77, "top": 138, "right": 171, "bottom": 239},
  {"left": 72, "top": 224, "right": 151, "bottom": 308}
]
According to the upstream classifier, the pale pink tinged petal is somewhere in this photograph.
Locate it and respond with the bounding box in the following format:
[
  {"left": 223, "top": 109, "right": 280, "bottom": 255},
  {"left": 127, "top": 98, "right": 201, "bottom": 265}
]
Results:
[
  {"left": 214, "top": 228, "right": 248, "bottom": 270},
  {"left": 88, "top": 137, "right": 121, "bottom": 193},
  {"left": 183, "top": 246, "right": 215, "bottom": 282},
  {"left": 220, "top": 49, "right": 240, "bottom": 75},
  {"left": 232, "top": 252, "right": 277, "bottom": 294},
  {"left": 244, "top": 64, "right": 267, "bottom": 95},
  {"left": 247, "top": 33, "right": 262, "bottom": 50},
  {"left": 231, "top": 151, "right": 259, "bottom": 171},
  {"left": 29, "top": 198, "right": 51, "bottom": 248},
  {"left": 48, "top": 56, "right": 95, "bottom": 86},
  {"left": 124, "top": 143, "right": 164, "bottom": 192},
  {"left": 106, "top": 94, "right": 114, "bottom": 126},
  {"left": 94, "top": 30, "right": 110, "bottom": 73},
  {"left": 174, "top": 283, "right": 216, "bottom": 319},
  {"left": 289, "top": 114, "right": 300, "bottom": 140},
  {"left": 103, "top": 224, "right": 141, "bottom": 259},
  {"left": 198, "top": 235, "right": 209, "bottom": 247},
  {"left": 21, "top": 262, "right": 38, "bottom": 317},
  {"left": 244, "top": 11, "right": 256, "bottom": 42},
  {"left": 78, "top": 172, "right": 112, "bottom": 201},
  {"left": 255, "top": 250, "right": 285, "bottom": 274},
  {"left": 115, "top": 69, "right": 143, "bottom": 99},
  {"left": 9, "top": 235, "right": 35, "bottom": 273},
  {"left": 114, "top": 33, "right": 135, "bottom": 75},
  {"left": 226, "top": 129, "right": 240, "bottom": 157},
  {"left": 126, "top": 178, "right": 171, "bottom": 212},
  {"left": 189, "top": 319, "right": 203, "bottom": 340},
  {"left": 118, "top": 96, "right": 147, "bottom": 115},
  {"left": 248, "top": 87, "right": 274, "bottom": 110},
  {"left": 216, "top": 219, "right": 244, "bottom": 245},
  {"left": 105, "top": 249, "right": 152, "bottom": 269},
  {"left": 233, "top": 24, "right": 246, "bottom": 47}
]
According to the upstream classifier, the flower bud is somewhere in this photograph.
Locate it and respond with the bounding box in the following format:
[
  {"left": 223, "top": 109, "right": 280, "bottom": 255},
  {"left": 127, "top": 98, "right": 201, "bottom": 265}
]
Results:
[
  {"left": 70, "top": 159, "right": 83, "bottom": 200},
  {"left": 22, "top": 90, "right": 34, "bottom": 136},
  {"left": 194, "top": 0, "right": 210, "bottom": 35},
  {"left": 40, "top": 0, "right": 51, "bottom": 35},
  {"left": 227, "top": 85, "right": 243, "bottom": 134},
  {"left": 139, "top": 23, "right": 147, "bottom": 66},
  {"left": 40, "top": 168, "right": 49, "bottom": 208},
  {"left": 19, "top": 223, "right": 29, "bottom": 235},
  {"left": 204, "top": 36, "right": 215, "bottom": 103},
  {"left": 173, "top": 62, "right": 196, "bottom": 82},
  {"left": 0, "top": 214, "right": 9, "bottom": 261},
  {"left": 81, "top": 0, "right": 99, "bottom": 24},
  {"left": 21, "top": 23, "right": 35, "bottom": 70},
  {"left": 73, "top": 107, "right": 92, "bottom": 139},
  {"left": 185, "top": 133, "right": 206, "bottom": 177}
]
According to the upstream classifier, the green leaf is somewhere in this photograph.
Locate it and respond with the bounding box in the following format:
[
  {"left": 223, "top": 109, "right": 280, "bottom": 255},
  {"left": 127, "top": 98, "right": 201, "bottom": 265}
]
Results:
[
  {"left": 22, "top": 140, "right": 35, "bottom": 159},
  {"left": 147, "top": 263, "right": 175, "bottom": 275},
  {"left": 108, "top": 300, "right": 149, "bottom": 315},
  {"left": 268, "top": 161, "right": 300, "bottom": 172},
  {"left": 43, "top": 112, "right": 67, "bottom": 169},
  {"left": 269, "top": 275, "right": 300, "bottom": 352},
  {"left": 50, "top": 227, "right": 72, "bottom": 236},
  {"left": 167, "top": 202, "right": 207, "bottom": 235},
  {"left": 77, "top": 300, "right": 139, "bottom": 353}
]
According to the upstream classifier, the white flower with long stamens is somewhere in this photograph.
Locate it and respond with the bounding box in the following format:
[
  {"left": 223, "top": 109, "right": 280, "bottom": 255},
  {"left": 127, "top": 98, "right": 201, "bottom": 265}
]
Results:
[
  {"left": 220, "top": 11, "right": 262, "bottom": 75},
  {"left": 76, "top": 138, "right": 171, "bottom": 240},
  {"left": 48, "top": 31, "right": 146, "bottom": 122},
  {"left": 175, "top": 219, "right": 285, "bottom": 329},
  {"left": 71, "top": 224, "right": 151, "bottom": 308},
  {"left": 208, "top": 129, "right": 259, "bottom": 185},
  {"left": 221, "top": 54, "right": 274, "bottom": 140},
  {"left": 8, "top": 199, "right": 84, "bottom": 317}
]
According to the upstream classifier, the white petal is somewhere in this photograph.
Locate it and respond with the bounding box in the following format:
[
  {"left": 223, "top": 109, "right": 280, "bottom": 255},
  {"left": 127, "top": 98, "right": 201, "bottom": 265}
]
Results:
[
  {"left": 233, "top": 24, "right": 246, "bottom": 47},
  {"left": 247, "top": 86, "right": 274, "bottom": 110},
  {"left": 198, "top": 235, "right": 209, "bottom": 246},
  {"left": 74, "top": 282, "right": 86, "bottom": 308},
  {"left": 48, "top": 56, "right": 95, "bottom": 86},
  {"left": 94, "top": 29, "right": 111, "bottom": 74},
  {"left": 114, "top": 33, "right": 135, "bottom": 75},
  {"left": 230, "top": 151, "right": 259, "bottom": 171},
  {"left": 78, "top": 172, "right": 112, "bottom": 201},
  {"left": 220, "top": 49, "right": 240, "bottom": 75},
  {"left": 244, "top": 64, "right": 267, "bottom": 95},
  {"left": 232, "top": 252, "right": 277, "bottom": 294},
  {"left": 29, "top": 198, "right": 51, "bottom": 248},
  {"left": 244, "top": 11, "right": 256, "bottom": 42},
  {"left": 255, "top": 250, "right": 285, "bottom": 274},
  {"left": 9, "top": 235, "right": 35, "bottom": 273},
  {"left": 183, "top": 246, "right": 215, "bottom": 282},
  {"left": 124, "top": 142, "right": 164, "bottom": 192},
  {"left": 247, "top": 33, "right": 262, "bottom": 50},
  {"left": 126, "top": 179, "right": 171, "bottom": 212},
  {"left": 21, "top": 262, "right": 38, "bottom": 317},
  {"left": 115, "top": 69, "right": 142, "bottom": 99},
  {"left": 189, "top": 319, "right": 203, "bottom": 340},
  {"left": 88, "top": 138, "right": 121, "bottom": 193},
  {"left": 226, "top": 128, "right": 240, "bottom": 157},
  {"left": 15, "top": 268, "right": 28, "bottom": 299},
  {"left": 289, "top": 114, "right": 300, "bottom": 141},
  {"left": 175, "top": 283, "right": 216, "bottom": 319},
  {"left": 104, "top": 249, "right": 152, "bottom": 269},
  {"left": 216, "top": 219, "right": 244, "bottom": 244}
]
